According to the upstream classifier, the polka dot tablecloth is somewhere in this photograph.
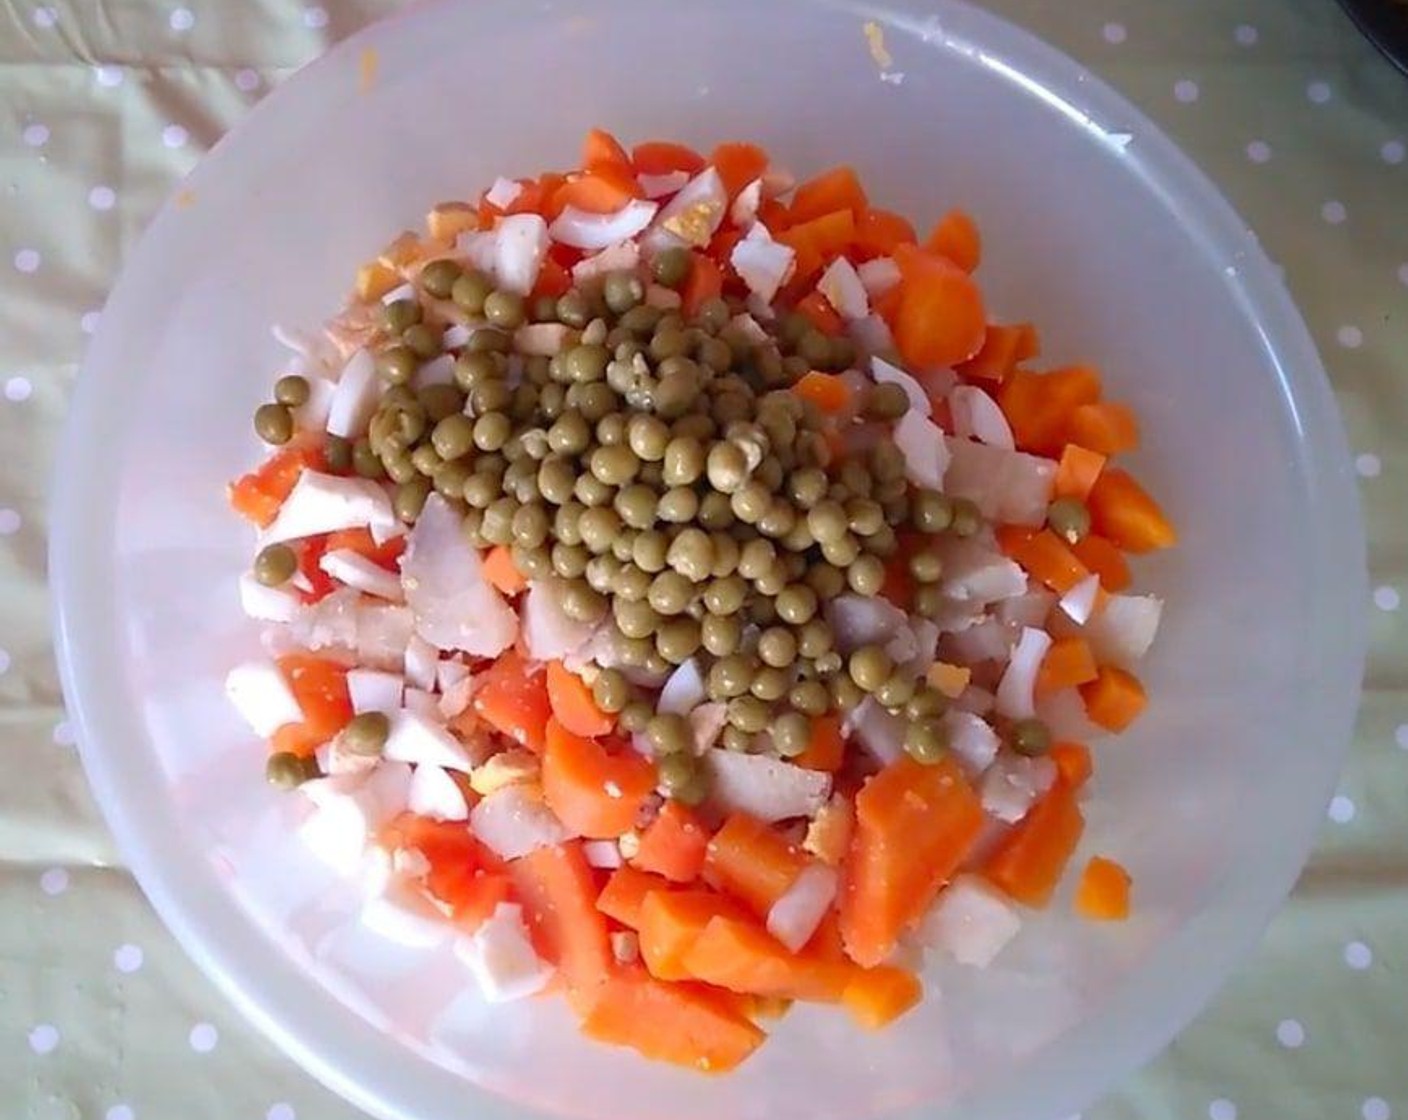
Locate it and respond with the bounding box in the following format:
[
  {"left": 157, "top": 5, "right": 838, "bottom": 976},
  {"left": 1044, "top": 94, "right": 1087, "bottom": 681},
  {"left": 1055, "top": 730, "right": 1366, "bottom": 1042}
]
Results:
[{"left": 2, "top": 1, "right": 1405, "bottom": 1118}]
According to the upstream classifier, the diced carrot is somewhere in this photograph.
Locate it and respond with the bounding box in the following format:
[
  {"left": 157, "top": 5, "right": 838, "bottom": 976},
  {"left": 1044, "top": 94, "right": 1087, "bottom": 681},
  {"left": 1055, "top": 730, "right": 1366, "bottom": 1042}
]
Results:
[
  {"left": 597, "top": 866, "right": 675, "bottom": 929},
  {"left": 482, "top": 545, "right": 528, "bottom": 596},
  {"left": 997, "top": 527, "right": 1092, "bottom": 595},
  {"left": 891, "top": 244, "right": 987, "bottom": 370},
  {"left": 1074, "top": 856, "right": 1132, "bottom": 920},
  {"left": 325, "top": 526, "right": 404, "bottom": 568},
  {"left": 983, "top": 781, "right": 1085, "bottom": 908},
  {"left": 741, "top": 994, "right": 794, "bottom": 1021},
  {"left": 227, "top": 440, "right": 326, "bottom": 528},
  {"left": 276, "top": 654, "right": 352, "bottom": 740},
  {"left": 707, "top": 227, "right": 745, "bottom": 287},
  {"left": 955, "top": 323, "right": 1035, "bottom": 382},
  {"left": 703, "top": 813, "right": 809, "bottom": 917},
  {"left": 792, "top": 371, "right": 853, "bottom": 415},
  {"left": 1049, "top": 742, "right": 1094, "bottom": 789},
  {"left": 580, "top": 966, "right": 765, "bottom": 1074},
  {"left": 545, "top": 661, "right": 614, "bottom": 739},
  {"left": 880, "top": 553, "right": 915, "bottom": 611},
  {"left": 997, "top": 365, "right": 1104, "bottom": 456},
  {"left": 781, "top": 209, "right": 856, "bottom": 276},
  {"left": 532, "top": 257, "right": 572, "bottom": 300},
  {"left": 550, "top": 165, "right": 643, "bottom": 214},
  {"left": 756, "top": 197, "right": 793, "bottom": 232},
  {"left": 633, "top": 801, "right": 711, "bottom": 883},
  {"left": 1054, "top": 444, "right": 1107, "bottom": 502},
  {"left": 396, "top": 817, "right": 511, "bottom": 930},
  {"left": 870, "top": 280, "right": 903, "bottom": 327},
  {"left": 1087, "top": 469, "right": 1177, "bottom": 553},
  {"left": 581, "top": 127, "right": 630, "bottom": 171},
  {"left": 841, "top": 966, "right": 923, "bottom": 1029},
  {"left": 924, "top": 208, "right": 982, "bottom": 272},
  {"left": 1036, "top": 637, "right": 1099, "bottom": 698},
  {"left": 681, "top": 253, "right": 723, "bottom": 320},
  {"left": 790, "top": 165, "right": 868, "bottom": 223},
  {"left": 472, "top": 650, "right": 552, "bottom": 753},
  {"left": 1067, "top": 402, "right": 1140, "bottom": 457},
  {"left": 850, "top": 207, "right": 916, "bottom": 260},
  {"left": 1080, "top": 666, "right": 1148, "bottom": 732},
  {"left": 793, "top": 714, "right": 845, "bottom": 773},
  {"left": 709, "top": 140, "right": 769, "bottom": 199},
  {"left": 1071, "top": 533, "right": 1132, "bottom": 592},
  {"left": 508, "top": 841, "right": 612, "bottom": 1009},
  {"left": 270, "top": 721, "right": 322, "bottom": 758},
  {"left": 710, "top": 140, "right": 770, "bottom": 200},
  {"left": 839, "top": 756, "right": 984, "bottom": 968},
  {"left": 682, "top": 915, "right": 854, "bottom": 1002},
  {"left": 291, "top": 535, "right": 335, "bottom": 605},
  {"left": 631, "top": 140, "right": 706, "bottom": 177},
  {"left": 637, "top": 889, "right": 746, "bottom": 981},
  {"left": 793, "top": 290, "right": 844, "bottom": 336},
  {"left": 541, "top": 718, "right": 655, "bottom": 839}
]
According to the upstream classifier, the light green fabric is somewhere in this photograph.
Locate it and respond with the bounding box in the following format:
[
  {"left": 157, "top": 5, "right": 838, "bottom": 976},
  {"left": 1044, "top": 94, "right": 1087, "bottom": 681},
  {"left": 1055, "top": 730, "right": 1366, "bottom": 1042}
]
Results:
[{"left": 2, "top": 1, "right": 1404, "bottom": 1118}]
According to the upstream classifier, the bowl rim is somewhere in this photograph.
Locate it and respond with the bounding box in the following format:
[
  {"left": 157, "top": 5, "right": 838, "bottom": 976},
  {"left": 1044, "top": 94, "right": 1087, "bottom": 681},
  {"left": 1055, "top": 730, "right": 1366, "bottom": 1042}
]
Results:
[{"left": 50, "top": 2, "right": 1368, "bottom": 1119}]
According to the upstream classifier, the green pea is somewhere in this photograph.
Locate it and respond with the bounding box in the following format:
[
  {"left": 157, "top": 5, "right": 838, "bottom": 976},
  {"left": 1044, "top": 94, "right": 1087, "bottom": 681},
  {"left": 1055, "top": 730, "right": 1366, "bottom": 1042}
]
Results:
[
  {"left": 756, "top": 628, "right": 796, "bottom": 669},
  {"left": 1047, "top": 498, "right": 1092, "bottom": 545},
  {"left": 453, "top": 350, "right": 498, "bottom": 392},
  {"left": 657, "top": 751, "right": 709, "bottom": 805},
  {"left": 774, "top": 584, "right": 819, "bottom": 625},
  {"left": 403, "top": 322, "right": 443, "bottom": 360},
  {"left": 951, "top": 498, "right": 983, "bottom": 537},
  {"left": 575, "top": 472, "right": 614, "bottom": 508},
  {"left": 381, "top": 298, "right": 423, "bottom": 335},
  {"left": 789, "top": 679, "right": 831, "bottom": 717},
  {"left": 663, "top": 436, "right": 706, "bottom": 486},
  {"left": 254, "top": 402, "right": 294, "bottom": 445},
  {"left": 352, "top": 439, "right": 385, "bottom": 478},
  {"left": 274, "top": 374, "right": 311, "bottom": 408},
  {"left": 1009, "top": 718, "right": 1052, "bottom": 757},
  {"left": 701, "top": 613, "right": 742, "bottom": 657},
  {"left": 667, "top": 527, "right": 715, "bottom": 582},
  {"left": 697, "top": 490, "right": 734, "bottom": 531},
  {"left": 514, "top": 545, "right": 552, "bottom": 580},
  {"left": 561, "top": 580, "right": 607, "bottom": 623},
  {"left": 772, "top": 712, "right": 811, "bottom": 758},
  {"left": 706, "top": 442, "right": 749, "bottom": 494},
  {"left": 343, "top": 711, "right": 390, "bottom": 758},
  {"left": 652, "top": 247, "right": 692, "bottom": 289},
  {"left": 648, "top": 570, "right": 694, "bottom": 616},
  {"left": 720, "top": 726, "right": 754, "bottom": 753},
  {"left": 467, "top": 327, "right": 511, "bottom": 353},
  {"left": 804, "top": 562, "right": 846, "bottom": 600},
  {"left": 556, "top": 289, "right": 591, "bottom": 328},
  {"left": 849, "top": 645, "right": 893, "bottom": 692},
  {"left": 512, "top": 503, "right": 550, "bottom": 549},
  {"left": 874, "top": 672, "right": 917, "bottom": 711},
  {"left": 728, "top": 695, "right": 771, "bottom": 734},
  {"left": 579, "top": 507, "right": 623, "bottom": 554},
  {"left": 253, "top": 543, "right": 297, "bottom": 587},
  {"left": 603, "top": 270, "right": 645, "bottom": 314},
  {"left": 829, "top": 672, "right": 865, "bottom": 712},
  {"left": 862, "top": 381, "right": 911, "bottom": 420},
  {"left": 909, "top": 550, "right": 944, "bottom": 583},
  {"left": 806, "top": 500, "right": 849, "bottom": 544},
  {"left": 394, "top": 476, "right": 432, "bottom": 523},
  {"left": 618, "top": 699, "right": 652, "bottom": 733},
  {"left": 645, "top": 712, "right": 691, "bottom": 756},
  {"left": 846, "top": 554, "right": 886, "bottom": 597},
  {"left": 411, "top": 444, "right": 444, "bottom": 477},
  {"left": 703, "top": 575, "right": 748, "bottom": 615},
  {"left": 614, "top": 484, "right": 658, "bottom": 530},
  {"left": 656, "top": 617, "right": 702, "bottom": 664},
  {"left": 266, "top": 751, "right": 311, "bottom": 790},
  {"left": 418, "top": 258, "right": 462, "bottom": 300},
  {"left": 748, "top": 666, "right": 789, "bottom": 703},
  {"left": 482, "top": 290, "right": 525, "bottom": 330},
  {"left": 451, "top": 270, "right": 494, "bottom": 315},
  {"left": 434, "top": 460, "right": 472, "bottom": 500},
  {"left": 655, "top": 486, "right": 699, "bottom": 525},
  {"left": 905, "top": 717, "right": 949, "bottom": 764}
]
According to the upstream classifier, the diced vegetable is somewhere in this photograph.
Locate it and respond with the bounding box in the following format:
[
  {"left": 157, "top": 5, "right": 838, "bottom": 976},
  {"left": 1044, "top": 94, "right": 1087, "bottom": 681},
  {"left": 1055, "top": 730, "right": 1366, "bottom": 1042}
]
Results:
[
  {"left": 472, "top": 650, "right": 552, "bottom": 752},
  {"left": 597, "top": 865, "right": 675, "bottom": 929},
  {"left": 1080, "top": 666, "right": 1148, "bottom": 732},
  {"left": 545, "top": 661, "right": 614, "bottom": 738},
  {"left": 998, "top": 366, "right": 1103, "bottom": 457},
  {"left": 840, "top": 756, "right": 984, "bottom": 968},
  {"left": 983, "top": 781, "right": 1084, "bottom": 907},
  {"left": 541, "top": 718, "right": 656, "bottom": 839},
  {"left": 924, "top": 208, "right": 981, "bottom": 272},
  {"left": 1087, "top": 468, "right": 1177, "bottom": 553},
  {"left": 1074, "top": 855, "right": 1132, "bottom": 920},
  {"left": 1049, "top": 742, "right": 1094, "bottom": 789},
  {"left": 683, "top": 914, "right": 853, "bottom": 1002},
  {"left": 703, "top": 750, "right": 831, "bottom": 823},
  {"left": 1066, "top": 401, "right": 1140, "bottom": 456},
  {"left": 633, "top": 801, "right": 711, "bottom": 882},
  {"left": 508, "top": 841, "right": 612, "bottom": 1008},
  {"left": 703, "top": 812, "right": 810, "bottom": 916},
  {"left": 638, "top": 889, "right": 747, "bottom": 981},
  {"left": 840, "top": 966, "right": 922, "bottom": 1029},
  {"left": 920, "top": 874, "right": 1022, "bottom": 967},
  {"left": 891, "top": 244, "right": 987, "bottom": 370}
]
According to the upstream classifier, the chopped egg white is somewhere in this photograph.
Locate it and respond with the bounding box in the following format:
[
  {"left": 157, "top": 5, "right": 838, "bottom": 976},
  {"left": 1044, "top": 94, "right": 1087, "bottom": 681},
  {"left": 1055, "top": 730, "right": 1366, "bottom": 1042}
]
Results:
[
  {"left": 239, "top": 571, "right": 301, "bottom": 623},
  {"left": 261, "top": 471, "right": 396, "bottom": 546},
  {"left": 382, "top": 709, "right": 475, "bottom": 772},
  {"left": 319, "top": 549, "right": 403, "bottom": 602},
  {"left": 407, "top": 763, "right": 470, "bottom": 822},
  {"left": 921, "top": 874, "right": 1022, "bottom": 968},
  {"left": 325, "top": 349, "right": 379, "bottom": 440},
  {"left": 817, "top": 256, "right": 869, "bottom": 321},
  {"left": 224, "top": 660, "right": 302, "bottom": 737},
  {"left": 456, "top": 903, "right": 552, "bottom": 1003}
]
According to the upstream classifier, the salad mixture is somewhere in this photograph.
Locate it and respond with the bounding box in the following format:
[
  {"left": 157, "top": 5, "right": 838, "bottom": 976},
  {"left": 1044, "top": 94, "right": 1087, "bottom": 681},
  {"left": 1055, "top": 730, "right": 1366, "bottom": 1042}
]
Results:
[{"left": 226, "top": 130, "right": 1175, "bottom": 1073}]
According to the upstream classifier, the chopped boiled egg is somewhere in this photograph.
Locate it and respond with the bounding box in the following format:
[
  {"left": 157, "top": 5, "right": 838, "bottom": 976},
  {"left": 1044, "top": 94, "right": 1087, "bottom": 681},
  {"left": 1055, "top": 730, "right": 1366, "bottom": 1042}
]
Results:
[
  {"left": 325, "top": 349, "right": 379, "bottom": 440},
  {"left": 361, "top": 874, "right": 452, "bottom": 949},
  {"left": 494, "top": 213, "right": 550, "bottom": 295},
  {"left": 319, "top": 549, "right": 403, "bottom": 602},
  {"left": 406, "top": 763, "right": 470, "bottom": 822},
  {"left": 224, "top": 660, "right": 302, "bottom": 737},
  {"left": 456, "top": 903, "right": 552, "bottom": 1003},
  {"left": 817, "top": 256, "right": 869, "bottom": 321},
  {"left": 262, "top": 471, "right": 396, "bottom": 546},
  {"left": 921, "top": 874, "right": 1022, "bottom": 968},
  {"left": 238, "top": 571, "right": 301, "bottom": 623},
  {"left": 382, "top": 709, "right": 475, "bottom": 772}
]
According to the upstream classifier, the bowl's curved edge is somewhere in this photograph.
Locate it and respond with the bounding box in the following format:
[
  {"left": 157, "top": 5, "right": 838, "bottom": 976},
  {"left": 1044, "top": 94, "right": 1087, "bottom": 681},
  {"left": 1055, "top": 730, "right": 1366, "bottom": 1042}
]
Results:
[{"left": 49, "top": 2, "right": 1369, "bottom": 1120}]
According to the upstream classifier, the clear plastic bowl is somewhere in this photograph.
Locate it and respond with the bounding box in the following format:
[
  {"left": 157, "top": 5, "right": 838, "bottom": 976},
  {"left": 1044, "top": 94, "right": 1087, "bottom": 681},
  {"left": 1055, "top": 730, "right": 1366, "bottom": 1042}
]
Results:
[{"left": 51, "top": 2, "right": 1366, "bottom": 1119}]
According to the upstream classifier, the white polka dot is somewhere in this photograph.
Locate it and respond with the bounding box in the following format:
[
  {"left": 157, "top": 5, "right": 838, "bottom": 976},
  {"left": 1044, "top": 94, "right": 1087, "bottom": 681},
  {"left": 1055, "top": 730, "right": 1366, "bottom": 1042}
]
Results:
[
  {"left": 235, "top": 68, "right": 261, "bottom": 92},
  {"left": 95, "top": 65, "right": 124, "bottom": 88},
  {"left": 0, "top": 648, "right": 10, "bottom": 674},
  {"left": 303, "top": 5, "right": 329, "bottom": 28},
  {"left": 1328, "top": 795, "right": 1356, "bottom": 823},
  {"left": 1209, "top": 1099, "right": 1237, "bottom": 1120},
  {"left": 1307, "top": 80, "right": 1332, "bottom": 104},
  {"left": 22, "top": 123, "right": 50, "bottom": 147},
  {"left": 4, "top": 376, "right": 32, "bottom": 402},
  {"left": 106, "top": 1106, "right": 134, "bottom": 1120},
  {"left": 53, "top": 719, "right": 76, "bottom": 746},
  {"left": 1400, "top": 263, "right": 1408, "bottom": 287},
  {"left": 14, "top": 248, "right": 41, "bottom": 273},
  {"left": 1337, "top": 325, "right": 1364, "bottom": 349},
  {"left": 1356, "top": 453, "right": 1382, "bottom": 478},
  {"left": 1395, "top": 723, "right": 1408, "bottom": 750},
  {"left": 40, "top": 868, "right": 69, "bottom": 895},
  {"left": 1174, "top": 79, "right": 1199, "bottom": 103},
  {"left": 1321, "top": 200, "right": 1347, "bottom": 225},
  {"left": 1363, "top": 1099, "right": 1391, "bottom": 1120},
  {"left": 1374, "top": 586, "right": 1400, "bottom": 612},
  {"left": 81, "top": 310, "right": 101, "bottom": 335},
  {"left": 1234, "top": 24, "right": 1259, "bottom": 46},
  {"left": 88, "top": 185, "right": 117, "bottom": 212},
  {"left": 1275, "top": 1018, "right": 1305, "bottom": 1048},
  {"left": 28, "top": 1024, "right": 59, "bottom": 1054},
  {"left": 162, "top": 124, "right": 189, "bottom": 149},
  {"left": 1345, "top": 940, "right": 1373, "bottom": 970},
  {"left": 1382, "top": 140, "right": 1406, "bottom": 166},
  {"left": 33, "top": 6, "right": 57, "bottom": 28},
  {"left": 169, "top": 6, "right": 194, "bottom": 31},
  {"left": 1101, "top": 22, "right": 1126, "bottom": 45},
  {"left": 267, "top": 1106, "right": 296, "bottom": 1120},
  {"left": 189, "top": 1022, "right": 219, "bottom": 1052},
  {"left": 113, "top": 944, "right": 144, "bottom": 973},
  {"left": 0, "top": 508, "right": 20, "bottom": 535},
  {"left": 1246, "top": 140, "right": 1272, "bottom": 164}
]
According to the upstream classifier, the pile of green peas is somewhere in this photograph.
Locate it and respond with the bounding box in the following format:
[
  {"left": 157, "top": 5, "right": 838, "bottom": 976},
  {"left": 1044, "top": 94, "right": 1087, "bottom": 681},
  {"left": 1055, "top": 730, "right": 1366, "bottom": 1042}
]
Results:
[{"left": 252, "top": 244, "right": 1063, "bottom": 790}]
